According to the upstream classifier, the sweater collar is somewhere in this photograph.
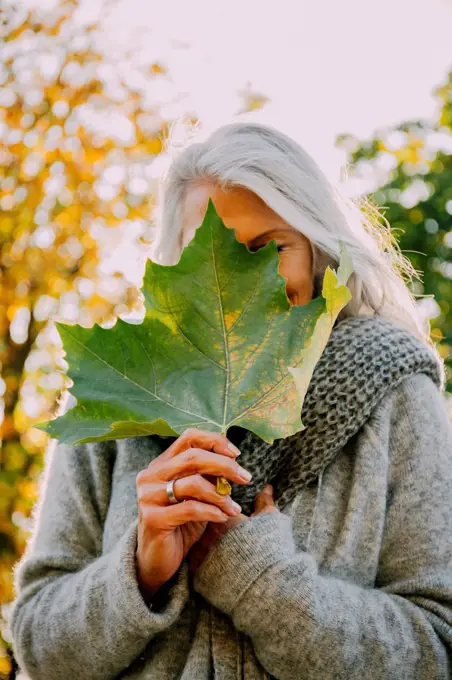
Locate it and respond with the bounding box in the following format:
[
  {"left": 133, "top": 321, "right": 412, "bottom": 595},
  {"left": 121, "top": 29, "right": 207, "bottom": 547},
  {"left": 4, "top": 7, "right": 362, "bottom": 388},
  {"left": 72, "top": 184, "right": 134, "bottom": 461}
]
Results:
[{"left": 228, "top": 316, "right": 443, "bottom": 514}]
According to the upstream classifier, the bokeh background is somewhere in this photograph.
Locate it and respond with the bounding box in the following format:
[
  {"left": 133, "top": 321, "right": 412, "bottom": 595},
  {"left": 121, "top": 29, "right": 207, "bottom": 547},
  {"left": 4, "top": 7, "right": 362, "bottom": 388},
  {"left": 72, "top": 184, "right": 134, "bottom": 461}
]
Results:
[{"left": 1, "top": 0, "right": 451, "bottom": 676}]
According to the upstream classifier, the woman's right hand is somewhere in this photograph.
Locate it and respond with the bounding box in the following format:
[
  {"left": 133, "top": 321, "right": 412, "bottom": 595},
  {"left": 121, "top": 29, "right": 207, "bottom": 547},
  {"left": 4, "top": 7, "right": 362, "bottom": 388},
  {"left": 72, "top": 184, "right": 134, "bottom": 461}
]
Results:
[{"left": 135, "top": 428, "right": 252, "bottom": 601}]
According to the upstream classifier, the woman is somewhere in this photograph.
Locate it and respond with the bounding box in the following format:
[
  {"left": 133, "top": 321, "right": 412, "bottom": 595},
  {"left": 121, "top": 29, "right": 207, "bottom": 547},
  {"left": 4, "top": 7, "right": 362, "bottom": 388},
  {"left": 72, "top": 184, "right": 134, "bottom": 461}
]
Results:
[{"left": 9, "top": 122, "right": 452, "bottom": 680}]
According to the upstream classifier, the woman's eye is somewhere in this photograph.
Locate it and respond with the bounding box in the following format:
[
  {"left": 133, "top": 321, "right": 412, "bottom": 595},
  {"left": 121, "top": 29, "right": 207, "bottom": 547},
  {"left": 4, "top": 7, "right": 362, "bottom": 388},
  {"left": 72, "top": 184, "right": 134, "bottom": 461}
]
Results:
[{"left": 249, "top": 243, "right": 286, "bottom": 253}]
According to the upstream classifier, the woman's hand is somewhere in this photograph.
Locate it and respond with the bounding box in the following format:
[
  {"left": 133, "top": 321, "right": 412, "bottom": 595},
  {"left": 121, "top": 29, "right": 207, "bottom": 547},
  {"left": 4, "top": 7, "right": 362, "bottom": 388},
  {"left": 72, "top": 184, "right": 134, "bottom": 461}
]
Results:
[
  {"left": 135, "top": 428, "right": 252, "bottom": 601},
  {"left": 188, "top": 484, "right": 278, "bottom": 573}
]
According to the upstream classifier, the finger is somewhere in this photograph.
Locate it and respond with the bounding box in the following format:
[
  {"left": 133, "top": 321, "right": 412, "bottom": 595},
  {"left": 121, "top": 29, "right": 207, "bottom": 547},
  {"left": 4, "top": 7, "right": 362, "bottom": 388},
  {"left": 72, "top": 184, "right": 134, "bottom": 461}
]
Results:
[
  {"left": 159, "top": 428, "right": 241, "bottom": 461},
  {"left": 153, "top": 448, "right": 252, "bottom": 486},
  {"left": 142, "top": 500, "right": 229, "bottom": 531},
  {"left": 137, "top": 428, "right": 242, "bottom": 486},
  {"left": 137, "top": 476, "right": 243, "bottom": 516},
  {"left": 252, "top": 484, "right": 277, "bottom": 515}
]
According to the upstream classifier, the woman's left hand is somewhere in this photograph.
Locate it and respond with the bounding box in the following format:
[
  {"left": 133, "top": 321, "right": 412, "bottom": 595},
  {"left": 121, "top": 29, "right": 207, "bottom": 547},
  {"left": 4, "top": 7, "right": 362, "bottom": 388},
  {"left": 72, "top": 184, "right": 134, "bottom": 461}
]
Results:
[{"left": 188, "top": 484, "right": 278, "bottom": 573}]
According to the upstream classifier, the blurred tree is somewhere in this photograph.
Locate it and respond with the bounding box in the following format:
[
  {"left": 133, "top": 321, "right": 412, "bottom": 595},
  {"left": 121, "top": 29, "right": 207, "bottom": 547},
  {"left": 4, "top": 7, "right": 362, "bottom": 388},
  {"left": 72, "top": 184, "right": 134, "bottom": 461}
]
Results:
[
  {"left": 0, "top": 2, "right": 267, "bottom": 676},
  {"left": 336, "top": 69, "right": 452, "bottom": 392},
  {"left": 0, "top": 1, "right": 184, "bottom": 675}
]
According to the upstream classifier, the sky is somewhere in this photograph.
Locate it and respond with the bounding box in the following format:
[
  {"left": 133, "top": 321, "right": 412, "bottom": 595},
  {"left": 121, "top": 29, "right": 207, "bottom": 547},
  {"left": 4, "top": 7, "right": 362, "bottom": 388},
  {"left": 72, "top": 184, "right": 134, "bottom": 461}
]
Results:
[
  {"left": 99, "top": 0, "right": 452, "bottom": 183},
  {"left": 15, "top": 0, "right": 452, "bottom": 183}
]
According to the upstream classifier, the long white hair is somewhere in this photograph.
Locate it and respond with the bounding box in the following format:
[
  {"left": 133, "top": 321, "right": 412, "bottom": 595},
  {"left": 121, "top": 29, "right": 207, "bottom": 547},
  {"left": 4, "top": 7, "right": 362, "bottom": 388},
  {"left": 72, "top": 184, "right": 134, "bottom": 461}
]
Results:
[{"left": 151, "top": 121, "right": 429, "bottom": 343}]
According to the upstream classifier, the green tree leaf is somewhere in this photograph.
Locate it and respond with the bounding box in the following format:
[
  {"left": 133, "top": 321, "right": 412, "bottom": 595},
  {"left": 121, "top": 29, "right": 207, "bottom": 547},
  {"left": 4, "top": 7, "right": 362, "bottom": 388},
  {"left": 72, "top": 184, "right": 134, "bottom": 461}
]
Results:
[
  {"left": 288, "top": 262, "right": 352, "bottom": 398},
  {"left": 36, "top": 200, "right": 351, "bottom": 445},
  {"left": 337, "top": 242, "right": 354, "bottom": 286}
]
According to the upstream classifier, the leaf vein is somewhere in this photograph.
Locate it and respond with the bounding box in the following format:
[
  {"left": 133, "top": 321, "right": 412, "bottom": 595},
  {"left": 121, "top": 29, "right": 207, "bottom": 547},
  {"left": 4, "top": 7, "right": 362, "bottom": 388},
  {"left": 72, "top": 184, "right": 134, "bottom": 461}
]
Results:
[
  {"left": 210, "top": 222, "right": 230, "bottom": 431},
  {"left": 63, "top": 328, "right": 220, "bottom": 427}
]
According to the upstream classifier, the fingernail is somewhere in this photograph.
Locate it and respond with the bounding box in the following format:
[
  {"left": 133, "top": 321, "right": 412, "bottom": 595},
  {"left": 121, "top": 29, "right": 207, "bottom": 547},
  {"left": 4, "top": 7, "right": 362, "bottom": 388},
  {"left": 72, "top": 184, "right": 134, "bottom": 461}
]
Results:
[
  {"left": 228, "top": 442, "right": 241, "bottom": 456},
  {"left": 231, "top": 501, "right": 242, "bottom": 513},
  {"left": 238, "top": 467, "right": 252, "bottom": 482}
]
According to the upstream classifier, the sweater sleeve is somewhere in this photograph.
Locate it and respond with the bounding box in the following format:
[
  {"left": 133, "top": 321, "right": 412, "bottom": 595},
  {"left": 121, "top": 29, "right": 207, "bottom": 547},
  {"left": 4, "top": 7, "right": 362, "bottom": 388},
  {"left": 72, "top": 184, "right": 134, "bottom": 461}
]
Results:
[
  {"left": 193, "top": 374, "right": 452, "bottom": 679},
  {"left": 8, "top": 438, "right": 189, "bottom": 680}
]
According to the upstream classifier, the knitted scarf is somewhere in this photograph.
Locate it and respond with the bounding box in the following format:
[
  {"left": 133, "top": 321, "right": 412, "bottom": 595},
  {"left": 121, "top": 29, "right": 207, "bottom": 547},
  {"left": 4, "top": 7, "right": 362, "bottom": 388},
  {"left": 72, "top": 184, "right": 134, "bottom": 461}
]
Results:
[{"left": 227, "top": 315, "right": 444, "bottom": 515}]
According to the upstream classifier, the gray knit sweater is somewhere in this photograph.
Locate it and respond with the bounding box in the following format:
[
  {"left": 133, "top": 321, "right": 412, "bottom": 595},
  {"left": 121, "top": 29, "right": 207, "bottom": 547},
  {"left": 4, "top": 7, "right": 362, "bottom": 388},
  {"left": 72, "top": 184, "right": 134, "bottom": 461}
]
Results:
[{"left": 8, "top": 321, "right": 452, "bottom": 679}]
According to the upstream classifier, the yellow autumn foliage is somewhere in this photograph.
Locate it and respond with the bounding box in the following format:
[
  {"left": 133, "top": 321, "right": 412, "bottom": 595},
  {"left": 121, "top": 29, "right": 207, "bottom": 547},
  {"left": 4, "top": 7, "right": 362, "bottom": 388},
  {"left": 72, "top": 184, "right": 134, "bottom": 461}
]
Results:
[
  {"left": 0, "top": 3, "right": 266, "bottom": 675},
  {"left": 0, "top": 2, "right": 177, "bottom": 674}
]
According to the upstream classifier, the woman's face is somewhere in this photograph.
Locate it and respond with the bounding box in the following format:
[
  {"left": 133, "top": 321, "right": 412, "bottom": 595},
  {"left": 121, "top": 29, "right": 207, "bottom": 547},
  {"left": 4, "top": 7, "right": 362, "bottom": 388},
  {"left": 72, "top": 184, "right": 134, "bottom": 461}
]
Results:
[{"left": 182, "top": 184, "right": 314, "bottom": 306}]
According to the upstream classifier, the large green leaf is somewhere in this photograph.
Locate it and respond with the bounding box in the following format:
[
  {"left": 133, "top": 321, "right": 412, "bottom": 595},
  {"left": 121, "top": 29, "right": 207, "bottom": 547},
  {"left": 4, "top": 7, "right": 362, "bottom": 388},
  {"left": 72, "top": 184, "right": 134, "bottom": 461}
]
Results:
[{"left": 36, "top": 200, "right": 352, "bottom": 446}]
